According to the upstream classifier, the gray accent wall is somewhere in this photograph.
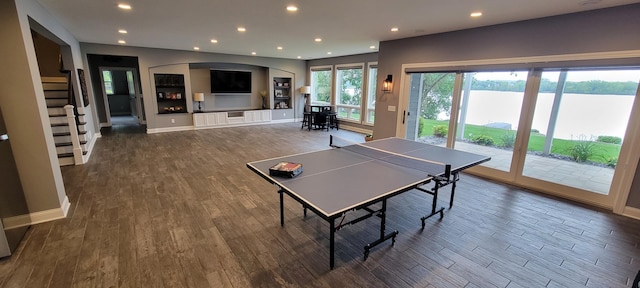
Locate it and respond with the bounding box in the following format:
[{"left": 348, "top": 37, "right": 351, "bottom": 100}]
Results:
[{"left": 373, "top": 4, "right": 640, "bottom": 210}]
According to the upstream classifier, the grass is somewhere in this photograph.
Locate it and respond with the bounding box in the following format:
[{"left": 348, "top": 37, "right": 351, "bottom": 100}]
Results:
[{"left": 419, "top": 118, "right": 621, "bottom": 165}]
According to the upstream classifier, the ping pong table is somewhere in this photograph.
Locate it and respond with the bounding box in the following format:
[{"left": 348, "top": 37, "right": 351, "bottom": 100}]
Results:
[{"left": 246, "top": 136, "right": 490, "bottom": 269}]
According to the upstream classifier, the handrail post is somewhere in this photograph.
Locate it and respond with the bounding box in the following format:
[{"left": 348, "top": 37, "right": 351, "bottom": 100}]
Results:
[{"left": 64, "top": 104, "right": 82, "bottom": 165}]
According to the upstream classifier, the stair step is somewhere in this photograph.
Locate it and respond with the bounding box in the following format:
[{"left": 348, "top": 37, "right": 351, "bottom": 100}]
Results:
[
  {"left": 57, "top": 150, "right": 88, "bottom": 158},
  {"left": 51, "top": 122, "right": 87, "bottom": 127},
  {"left": 53, "top": 131, "right": 88, "bottom": 137},
  {"left": 41, "top": 76, "right": 67, "bottom": 83},
  {"left": 44, "top": 90, "right": 68, "bottom": 99},
  {"left": 55, "top": 141, "right": 88, "bottom": 147},
  {"left": 42, "top": 82, "right": 68, "bottom": 91}
]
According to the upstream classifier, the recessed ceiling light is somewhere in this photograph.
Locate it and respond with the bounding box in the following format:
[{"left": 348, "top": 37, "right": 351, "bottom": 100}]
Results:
[
  {"left": 314, "top": 38, "right": 322, "bottom": 42},
  {"left": 251, "top": 52, "right": 257, "bottom": 55},
  {"left": 117, "top": 3, "right": 131, "bottom": 10},
  {"left": 194, "top": 47, "right": 200, "bottom": 51},
  {"left": 118, "top": 40, "right": 126, "bottom": 44},
  {"left": 210, "top": 39, "right": 218, "bottom": 43},
  {"left": 327, "top": 52, "right": 332, "bottom": 55},
  {"left": 297, "top": 56, "right": 302, "bottom": 59},
  {"left": 237, "top": 27, "right": 246, "bottom": 32},
  {"left": 370, "top": 45, "right": 376, "bottom": 49},
  {"left": 470, "top": 12, "right": 483, "bottom": 17},
  {"left": 286, "top": 5, "right": 298, "bottom": 12},
  {"left": 118, "top": 29, "right": 127, "bottom": 34},
  {"left": 277, "top": 46, "right": 283, "bottom": 50},
  {"left": 391, "top": 27, "right": 399, "bottom": 32}
]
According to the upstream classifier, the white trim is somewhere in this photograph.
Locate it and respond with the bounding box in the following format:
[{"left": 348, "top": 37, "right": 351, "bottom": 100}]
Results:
[
  {"left": 2, "top": 196, "right": 70, "bottom": 229},
  {"left": 402, "top": 50, "right": 640, "bottom": 70},
  {"left": 81, "top": 132, "right": 101, "bottom": 164},
  {"left": 338, "top": 125, "right": 372, "bottom": 135},
  {"left": 623, "top": 206, "right": 640, "bottom": 220},
  {"left": 146, "top": 125, "right": 194, "bottom": 134}
]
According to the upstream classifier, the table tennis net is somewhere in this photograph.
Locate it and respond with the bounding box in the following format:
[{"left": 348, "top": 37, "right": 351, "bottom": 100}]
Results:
[{"left": 330, "top": 136, "right": 451, "bottom": 179}]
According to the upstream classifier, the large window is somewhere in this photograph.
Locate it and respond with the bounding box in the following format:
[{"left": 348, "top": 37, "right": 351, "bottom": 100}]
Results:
[
  {"left": 365, "top": 64, "right": 377, "bottom": 124},
  {"left": 335, "top": 64, "right": 364, "bottom": 122},
  {"left": 310, "top": 66, "right": 332, "bottom": 105}
]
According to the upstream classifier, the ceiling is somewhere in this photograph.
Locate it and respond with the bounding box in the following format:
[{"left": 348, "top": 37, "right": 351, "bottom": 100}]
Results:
[{"left": 36, "top": 0, "right": 640, "bottom": 60}]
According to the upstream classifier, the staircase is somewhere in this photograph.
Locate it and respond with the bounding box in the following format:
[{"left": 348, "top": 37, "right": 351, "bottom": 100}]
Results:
[{"left": 42, "top": 76, "right": 88, "bottom": 166}]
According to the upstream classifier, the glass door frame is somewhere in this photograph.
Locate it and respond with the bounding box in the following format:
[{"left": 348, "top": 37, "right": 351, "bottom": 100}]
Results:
[{"left": 397, "top": 55, "right": 640, "bottom": 212}]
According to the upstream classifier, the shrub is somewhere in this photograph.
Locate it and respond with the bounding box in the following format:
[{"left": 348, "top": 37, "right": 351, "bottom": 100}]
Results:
[
  {"left": 500, "top": 131, "right": 516, "bottom": 148},
  {"left": 433, "top": 125, "right": 448, "bottom": 138},
  {"left": 568, "top": 138, "right": 597, "bottom": 162},
  {"left": 471, "top": 135, "right": 494, "bottom": 146},
  {"left": 597, "top": 136, "right": 622, "bottom": 144},
  {"left": 604, "top": 156, "right": 618, "bottom": 168},
  {"left": 531, "top": 128, "right": 540, "bottom": 134},
  {"left": 418, "top": 119, "right": 425, "bottom": 136}
]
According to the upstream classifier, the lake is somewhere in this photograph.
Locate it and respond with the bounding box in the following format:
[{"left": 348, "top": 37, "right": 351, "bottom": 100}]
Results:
[{"left": 460, "top": 90, "right": 635, "bottom": 140}]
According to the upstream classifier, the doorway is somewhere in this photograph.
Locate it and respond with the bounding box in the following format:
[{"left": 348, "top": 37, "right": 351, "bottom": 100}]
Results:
[{"left": 99, "top": 67, "right": 145, "bottom": 127}]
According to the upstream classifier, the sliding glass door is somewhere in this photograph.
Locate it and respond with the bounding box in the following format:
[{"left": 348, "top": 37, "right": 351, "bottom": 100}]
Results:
[
  {"left": 401, "top": 66, "right": 640, "bottom": 207},
  {"left": 453, "top": 71, "right": 528, "bottom": 172},
  {"left": 522, "top": 69, "right": 640, "bottom": 195}
]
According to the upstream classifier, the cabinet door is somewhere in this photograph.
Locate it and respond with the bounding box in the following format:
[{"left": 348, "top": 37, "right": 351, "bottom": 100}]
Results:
[
  {"left": 193, "top": 114, "right": 206, "bottom": 127},
  {"left": 244, "top": 111, "right": 256, "bottom": 123},
  {"left": 215, "top": 112, "right": 228, "bottom": 125},
  {"left": 205, "top": 113, "right": 219, "bottom": 126}
]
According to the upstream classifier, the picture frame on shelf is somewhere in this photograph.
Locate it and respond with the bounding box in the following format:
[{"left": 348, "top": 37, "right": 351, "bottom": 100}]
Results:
[{"left": 275, "top": 90, "right": 283, "bottom": 97}]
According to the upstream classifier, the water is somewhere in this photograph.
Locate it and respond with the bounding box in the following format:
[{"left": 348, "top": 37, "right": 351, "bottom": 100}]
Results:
[{"left": 461, "top": 90, "right": 635, "bottom": 140}]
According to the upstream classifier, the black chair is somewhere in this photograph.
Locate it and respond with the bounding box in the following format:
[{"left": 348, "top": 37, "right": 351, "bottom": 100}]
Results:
[
  {"left": 313, "top": 110, "right": 329, "bottom": 131},
  {"left": 326, "top": 106, "right": 339, "bottom": 130},
  {"left": 301, "top": 105, "right": 312, "bottom": 130}
]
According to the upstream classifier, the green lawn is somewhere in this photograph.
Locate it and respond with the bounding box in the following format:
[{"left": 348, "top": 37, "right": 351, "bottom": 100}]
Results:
[{"left": 419, "top": 118, "right": 620, "bottom": 166}]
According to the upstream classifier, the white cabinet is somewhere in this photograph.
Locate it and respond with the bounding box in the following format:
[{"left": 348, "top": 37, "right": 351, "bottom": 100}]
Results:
[{"left": 193, "top": 110, "right": 271, "bottom": 129}]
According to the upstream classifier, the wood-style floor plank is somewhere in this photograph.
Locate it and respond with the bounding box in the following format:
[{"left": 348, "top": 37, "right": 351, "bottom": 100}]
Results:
[{"left": 1, "top": 122, "right": 640, "bottom": 287}]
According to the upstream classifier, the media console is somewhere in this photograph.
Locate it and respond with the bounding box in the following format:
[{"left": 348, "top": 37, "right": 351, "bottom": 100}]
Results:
[{"left": 193, "top": 109, "right": 272, "bottom": 129}]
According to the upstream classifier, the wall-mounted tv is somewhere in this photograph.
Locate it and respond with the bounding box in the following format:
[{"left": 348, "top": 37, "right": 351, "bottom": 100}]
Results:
[{"left": 210, "top": 70, "right": 252, "bottom": 93}]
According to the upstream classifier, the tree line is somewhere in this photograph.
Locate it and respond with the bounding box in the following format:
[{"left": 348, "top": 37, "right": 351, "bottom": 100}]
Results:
[{"left": 473, "top": 79, "right": 638, "bottom": 95}]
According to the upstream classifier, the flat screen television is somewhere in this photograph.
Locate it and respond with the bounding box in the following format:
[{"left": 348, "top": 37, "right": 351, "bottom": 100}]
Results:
[{"left": 210, "top": 70, "right": 252, "bottom": 93}]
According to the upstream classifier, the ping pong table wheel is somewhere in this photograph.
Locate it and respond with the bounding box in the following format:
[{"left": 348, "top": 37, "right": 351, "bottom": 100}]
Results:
[{"left": 363, "top": 247, "right": 370, "bottom": 260}]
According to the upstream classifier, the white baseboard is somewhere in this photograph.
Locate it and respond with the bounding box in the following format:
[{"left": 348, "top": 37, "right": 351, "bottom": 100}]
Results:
[
  {"left": 268, "top": 119, "right": 296, "bottom": 124},
  {"left": 146, "top": 125, "right": 194, "bottom": 134},
  {"left": 623, "top": 206, "right": 640, "bottom": 220},
  {"left": 81, "top": 132, "right": 101, "bottom": 164},
  {"left": 2, "top": 196, "right": 70, "bottom": 229}
]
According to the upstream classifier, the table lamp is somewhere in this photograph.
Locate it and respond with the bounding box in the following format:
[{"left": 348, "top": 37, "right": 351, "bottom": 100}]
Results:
[
  {"left": 300, "top": 86, "right": 311, "bottom": 105},
  {"left": 193, "top": 92, "right": 205, "bottom": 112}
]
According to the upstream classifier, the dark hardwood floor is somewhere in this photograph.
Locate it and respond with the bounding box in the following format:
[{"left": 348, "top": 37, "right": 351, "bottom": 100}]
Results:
[{"left": 1, "top": 122, "right": 639, "bottom": 287}]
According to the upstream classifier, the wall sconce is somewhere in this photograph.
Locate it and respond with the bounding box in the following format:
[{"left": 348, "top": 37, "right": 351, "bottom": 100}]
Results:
[
  {"left": 382, "top": 75, "right": 393, "bottom": 92},
  {"left": 193, "top": 92, "right": 205, "bottom": 112}
]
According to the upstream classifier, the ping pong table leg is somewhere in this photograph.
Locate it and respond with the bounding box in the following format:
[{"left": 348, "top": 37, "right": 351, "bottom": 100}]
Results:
[
  {"left": 420, "top": 181, "right": 445, "bottom": 229},
  {"left": 449, "top": 175, "right": 457, "bottom": 209},
  {"left": 279, "top": 189, "right": 284, "bottom": 227},
  {"left": 330, "top": 218, "right": 335, "bottom": 269}
]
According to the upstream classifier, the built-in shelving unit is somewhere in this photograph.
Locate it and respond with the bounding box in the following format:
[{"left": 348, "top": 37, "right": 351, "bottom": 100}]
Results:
[
  {"left": 273, "top": 77, "right": 291, "bottom": 109},
  {"left": 155, "top": 74, "right": 187, "bottom": 114}
]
